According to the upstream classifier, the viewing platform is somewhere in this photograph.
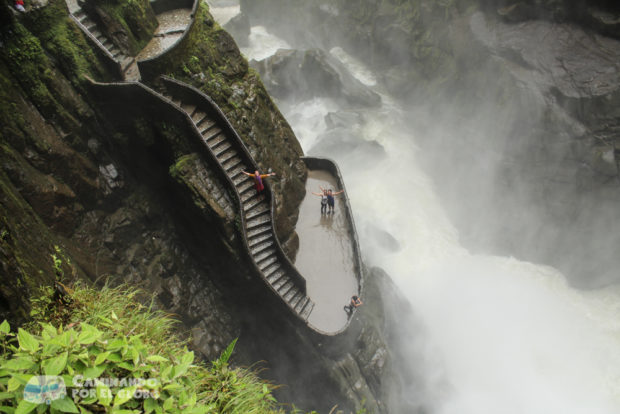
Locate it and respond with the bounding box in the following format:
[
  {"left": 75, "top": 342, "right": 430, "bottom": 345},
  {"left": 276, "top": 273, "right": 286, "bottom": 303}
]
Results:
[
  {"left": 78, "top": 0, "right": 363, "bottom": 338},
  {"left": 296, "top": 159, "right": 362, "bottom": 333}
]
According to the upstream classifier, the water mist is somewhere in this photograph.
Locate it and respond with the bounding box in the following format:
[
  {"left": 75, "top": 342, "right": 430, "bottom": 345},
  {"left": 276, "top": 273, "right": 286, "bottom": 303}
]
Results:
[{"left": 209, "top": 3, "right": 620, "bottom": 412}]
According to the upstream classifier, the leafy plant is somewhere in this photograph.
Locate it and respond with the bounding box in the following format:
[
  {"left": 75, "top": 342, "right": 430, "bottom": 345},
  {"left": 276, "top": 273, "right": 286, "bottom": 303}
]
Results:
[{"left": 0, "top": 283, "right": 285, "bottom": 413}]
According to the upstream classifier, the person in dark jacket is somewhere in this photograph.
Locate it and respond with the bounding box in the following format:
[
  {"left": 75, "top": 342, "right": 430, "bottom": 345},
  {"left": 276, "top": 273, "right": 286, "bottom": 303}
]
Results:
[{"left": 344, "top": 295, "right": 363, "bottom": 314}]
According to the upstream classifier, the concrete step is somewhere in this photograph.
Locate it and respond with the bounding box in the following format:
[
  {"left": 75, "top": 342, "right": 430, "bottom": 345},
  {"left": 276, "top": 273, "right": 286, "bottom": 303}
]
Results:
[
  {"left": 240, "top": 189, "right": 258, "bottom": 204},
  {"left": 273, "top": 274, "right": 290, "bottom": 290},
  {"left": 243, "top": 194, "right": 266, "bottom": 211},
  {"left": 246, "top": 205, "right": 269, "bottom": 220},
  {"left": 258, "top": 255, "right": 278, "bottom": 272},
  {"left": 192, "top": 111, "right": 208, "bottom": 124},
  {"left": 217, "top": 149, "right": 238, "bottom": 164},
  {"left": 295, "top": 297, "right": 310, "bottom": 314},
  {"left": 283, "top": 286, "right": 299, "bottom": 302},
  {"left": 243, "top": 195, "right": 269, "bottom": 214},
  {"left": 222, "top": 156, "right": 242, "bottom": 172},
  {"left": 248, "top": 232, "right": 272, "bottom": 248},
  {"left": 213, "top": 142, "right": 232, "bottom": 157},
  {"left": 180, "top": 103, "right": 196, "bottom": 116},
  {"left": 267, "top": 270, "right": 286, "bottom": 286},
  {"left": 203, "top": 127, "right": 222, "bottom": 141},
  {"left": 262, "top": 262, "right": 281, "bottom": 278},
  {"left": 250, "top": 240, "right": 274, "bottom": 256},
  {"left": 200, "top": 122, "right": 218, "bottom": 135},
  {"left": 207, "top": 134, "right": 226, "bottom": 149},
  {"left": 277, "top": 280, "right": 294, "bottom": 296},
  {"left": 246, "top": 211, "right": 270, "bottom": 229},
  {"left": 236, "top": 180, "right": 254, "bottom": 195},
  {"left": 300, "top": 300, "right": 314, "bottom": 320},
  {"left": 230, "top": 170, "right": 247, "bottom": 185},
  {"left": 197, "top": 118, "right": 216, "bottom": 130},
  {"left": 247, "top": 225, "right": 271, "bottom": 239},
  {"left": 253, "top": 248, "right": 276, "bottom": 264}
]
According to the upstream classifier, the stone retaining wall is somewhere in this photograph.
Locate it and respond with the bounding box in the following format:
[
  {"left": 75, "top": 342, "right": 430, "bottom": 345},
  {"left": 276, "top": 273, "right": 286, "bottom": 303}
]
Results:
[{"left": 138, "top": 0, "right": 200, "bottom": 80}]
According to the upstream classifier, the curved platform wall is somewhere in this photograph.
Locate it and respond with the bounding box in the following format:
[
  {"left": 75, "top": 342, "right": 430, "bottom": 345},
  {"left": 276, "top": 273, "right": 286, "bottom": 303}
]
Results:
[
  {"left": 150, "top": 0, "right": 195, "bottom": 14},
  {"left": 298, "top": 157, "right": 367, "bottom": 352},
  {"left": 138, "top": 0, "right": 200, "bottom": 81}
]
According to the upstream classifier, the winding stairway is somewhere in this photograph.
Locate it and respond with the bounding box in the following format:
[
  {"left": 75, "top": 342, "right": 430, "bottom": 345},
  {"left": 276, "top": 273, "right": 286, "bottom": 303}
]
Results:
[
  {"left": 159, "top": 79, "right": 315, "bottom": 321},
  {"left": 73, "top": 1, "right": 320, "bottom": 324},
  {"left": 70, "top": 4, "right": 139, "bottom": 80}
]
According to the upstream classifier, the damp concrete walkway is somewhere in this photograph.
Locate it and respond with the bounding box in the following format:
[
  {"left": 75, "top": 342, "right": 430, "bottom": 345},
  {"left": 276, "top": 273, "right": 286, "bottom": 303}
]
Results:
[
  {"left": 137, "top": 8, "right": 193, "bottom": 61},
  {"left": 294, "top": 170, "right": 359, "bottom": 332}
]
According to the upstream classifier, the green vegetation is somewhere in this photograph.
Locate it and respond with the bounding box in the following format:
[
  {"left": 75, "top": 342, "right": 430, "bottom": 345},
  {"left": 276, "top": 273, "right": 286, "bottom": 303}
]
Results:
[
  {"left": 91, "top": 0, "right": 158, "bottom": 55},
  {"left": 0, "top": 283, "right": 285, "bottom": 413}
]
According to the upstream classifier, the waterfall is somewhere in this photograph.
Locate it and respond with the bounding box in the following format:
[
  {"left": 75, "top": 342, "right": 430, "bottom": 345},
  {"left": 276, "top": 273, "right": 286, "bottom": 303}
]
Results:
[{"left": 209, "top": 4, "right": 620, "bottom": 412}]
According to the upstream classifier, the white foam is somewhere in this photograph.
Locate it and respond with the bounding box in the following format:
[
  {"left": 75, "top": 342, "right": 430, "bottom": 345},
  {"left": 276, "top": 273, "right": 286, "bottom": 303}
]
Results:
[
  {"left": 206, "top": 3, "right": 240, "bottom": 26},
  {"left": 240, "top": 23, "right": 620, "bottom": 414}
]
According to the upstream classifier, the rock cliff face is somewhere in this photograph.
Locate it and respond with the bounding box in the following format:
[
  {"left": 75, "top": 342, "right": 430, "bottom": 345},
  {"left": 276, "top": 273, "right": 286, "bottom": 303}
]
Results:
[
  {"left": 0, "top": 0, "right": 403, "bottom": 412},
  {"left": 241, "top": 0, "right": 620, "bottom": 287}
]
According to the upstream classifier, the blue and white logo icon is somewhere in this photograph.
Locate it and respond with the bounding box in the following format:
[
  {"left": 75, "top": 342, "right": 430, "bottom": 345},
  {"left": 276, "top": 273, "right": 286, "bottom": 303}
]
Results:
[{"left": 23, "top": 376, "right": 66, "bottom": 405}]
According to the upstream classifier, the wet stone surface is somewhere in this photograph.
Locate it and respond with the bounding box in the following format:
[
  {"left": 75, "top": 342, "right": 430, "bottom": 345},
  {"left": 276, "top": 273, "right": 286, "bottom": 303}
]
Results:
[
  {"left": 137, "top": 8, "right": 193, "bottom": 61},
  {"left": 294, "top": 170, "right": 358, "bottom": 332}
]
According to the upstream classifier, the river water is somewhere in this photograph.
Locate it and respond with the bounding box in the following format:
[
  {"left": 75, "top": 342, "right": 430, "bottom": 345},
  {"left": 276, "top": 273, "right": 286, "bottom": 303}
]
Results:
[{"left": 209, "top": 3, "right": 620, "bottom": 413}]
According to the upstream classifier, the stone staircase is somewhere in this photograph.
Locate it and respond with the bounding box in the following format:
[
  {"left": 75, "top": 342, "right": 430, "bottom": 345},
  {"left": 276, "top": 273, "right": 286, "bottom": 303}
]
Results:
[
  {"left": 161, "top": 81, "right": 315, "bottom": 321},
  {"left": 71, "top": 7, "right": 139, "bottom": 80}
]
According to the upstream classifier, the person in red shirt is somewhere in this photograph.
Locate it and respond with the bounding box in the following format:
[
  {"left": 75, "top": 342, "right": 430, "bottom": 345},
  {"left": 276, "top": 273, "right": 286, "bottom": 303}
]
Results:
[
  {"left": 15, "top": 0, "right": 26, "bottom": 12},
  {"left": 242, "top": 170, "right": 275, "bottom": 192}
]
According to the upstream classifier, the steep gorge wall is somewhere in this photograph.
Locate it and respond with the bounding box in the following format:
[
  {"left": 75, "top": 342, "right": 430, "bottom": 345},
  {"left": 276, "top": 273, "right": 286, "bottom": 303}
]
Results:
[
  {"left": 0, "top": 0, "right": 255, "bottom": 360},
  {"left": 241, "top": 0, "right": 620, "bottom": 287},
  {"left": 0, "top": 1, "right": 406, "bottom": 412}
]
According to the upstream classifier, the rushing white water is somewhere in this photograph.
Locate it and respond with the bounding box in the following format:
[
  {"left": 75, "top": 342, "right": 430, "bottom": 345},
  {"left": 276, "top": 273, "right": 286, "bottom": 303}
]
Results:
[
  {"left": 205, "top": 3, "right": 239, "bottom": 26},
  {"left": 240, "top": 26, "right": 291, "bottom": 61},
  {"left": 209, "top": 8, "right": 620, "bottom": 413}
]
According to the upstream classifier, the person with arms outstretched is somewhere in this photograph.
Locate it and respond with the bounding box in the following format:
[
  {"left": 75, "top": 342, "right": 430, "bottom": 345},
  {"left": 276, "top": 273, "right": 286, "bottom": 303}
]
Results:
[
  {"left": 242, "top": 170, "right": 276, "bottom": 192},
  {"left": 311, "top": 189, "right": 329, "bottom": 214},
  {"left": 320, "top": 187, "right": 344, "bottom": 214}
]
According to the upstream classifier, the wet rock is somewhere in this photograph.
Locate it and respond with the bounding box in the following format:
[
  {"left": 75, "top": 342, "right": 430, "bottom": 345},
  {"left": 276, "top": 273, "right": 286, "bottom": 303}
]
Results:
[
  {"left": 309, "top": 127, "right": 386, "bottom": 161},
  {"left": 470, "top": 12, "right": 620, "bottom": 100},
  {"left": 585, "top": 8, "right": 620, "bottom": 39},
  {"left": 497, "top": 2, "right": 537, "bottom": 22},
  {"left": 99, "top": 163, "right": 121, "bottom": 187},
  {"left": 366, "top": 225, "right": 401, "bottom": 253},
  {"left": 331, "top": 354, "right": 381, "bottom": 414},
  {"left": 223, "top": 11, "right": 250, "bottom": 47},
  {"left": 324, "top": 111, "right": 364, "bottom": 130},
  {"left": 590, "top": 145, "right": 618, "bottom": 176},
  {"left": 251, "top": 48, "right": 381, "bottom": 107},
  {"left": 208, "top": 0, "right": 238, "bottom": 6}
]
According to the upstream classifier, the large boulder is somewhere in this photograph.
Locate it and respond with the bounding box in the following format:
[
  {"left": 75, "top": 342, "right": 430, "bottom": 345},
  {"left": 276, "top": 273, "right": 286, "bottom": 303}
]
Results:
[
  {"left": 223, "top": 11, "right": 250, "bottom": 47},
  {"left": 309, "top": 127, "right": 386, "bottom": 161},
  {"left": 251, "top": 48, "right": 381, "bottom": 107}
]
